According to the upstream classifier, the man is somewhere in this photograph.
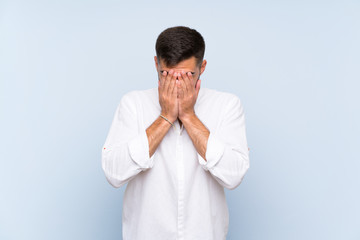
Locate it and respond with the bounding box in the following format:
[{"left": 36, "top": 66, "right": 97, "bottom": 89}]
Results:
[{"left": 102, "top": 26, "right": 250, "bottom": 240}]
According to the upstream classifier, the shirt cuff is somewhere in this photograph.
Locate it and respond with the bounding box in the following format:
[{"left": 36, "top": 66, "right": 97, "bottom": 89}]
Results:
[
  {"left": 198, "top": 131, "right": 225, "bottom": 171},
  {"left": 127, "top": 130, "right": 155, "bottom": 170}
]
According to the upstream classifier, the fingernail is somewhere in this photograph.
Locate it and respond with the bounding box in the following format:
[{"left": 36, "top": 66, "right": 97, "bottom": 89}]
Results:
[{"left": 169, "top": 69, "right": 174, "bottom": 74}]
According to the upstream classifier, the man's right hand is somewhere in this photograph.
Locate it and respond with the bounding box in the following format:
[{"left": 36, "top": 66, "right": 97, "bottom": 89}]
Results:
[{"left": 158, "top": 69, "right": 178, "bottom": 123}]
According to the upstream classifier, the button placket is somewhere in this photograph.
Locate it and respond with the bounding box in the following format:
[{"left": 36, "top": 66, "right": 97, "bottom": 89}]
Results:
[
  {"left": 172, "top": 119, "right": 184, "bottom": 135},
  {"left": 176, "top": 130, "right": 185, "bottom": 239}
]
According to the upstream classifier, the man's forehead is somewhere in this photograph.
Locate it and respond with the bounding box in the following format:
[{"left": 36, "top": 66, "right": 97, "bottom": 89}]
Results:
[
  {"left": 159, "top": 66, "right": 196, "bottom": 72},
  {"left": 158, "top": 56, "right": 198, "bottom": 71}
]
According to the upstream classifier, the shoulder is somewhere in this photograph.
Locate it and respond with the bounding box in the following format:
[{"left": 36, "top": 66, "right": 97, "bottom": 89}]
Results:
[
  {"left": 201, "top": 87, "right": 242, "bottom": 107},
  {"left": 120, "top": 88, "right": 155, "bottom": 104}
]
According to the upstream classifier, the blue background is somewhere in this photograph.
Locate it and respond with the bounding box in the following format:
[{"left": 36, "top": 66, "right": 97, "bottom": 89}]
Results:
[{"left": 1, "top": 0, "right": 359, "bottom": 239}]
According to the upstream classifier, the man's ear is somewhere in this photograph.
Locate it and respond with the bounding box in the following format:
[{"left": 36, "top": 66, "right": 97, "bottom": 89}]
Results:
[
  {"left": 154, "top": 56, "right": 158, "bottom": 70},
  {"left": 200, "top": 59, "right": 207, "bottom": 75}
]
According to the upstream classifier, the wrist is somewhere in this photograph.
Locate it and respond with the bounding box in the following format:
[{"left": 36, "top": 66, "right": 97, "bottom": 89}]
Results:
[
  {"left": 179, "top": 111, "right": 196, "bottom": 123},
  {"left": 160, "top": 112, "right": 177, "bottom": 124}
]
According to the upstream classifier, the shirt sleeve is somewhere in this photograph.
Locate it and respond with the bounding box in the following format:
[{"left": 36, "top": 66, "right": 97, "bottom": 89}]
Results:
[
  {"left": 101, "top": 92, "right": 155, "bottom": 188},
  {"left": 197, "top": 96, "right": 250, "bottom": 190}
]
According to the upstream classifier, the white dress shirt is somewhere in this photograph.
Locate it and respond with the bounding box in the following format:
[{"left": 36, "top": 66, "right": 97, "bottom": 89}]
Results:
[{"left": 101, "top": 86, "right": 250, "bottom": 240}]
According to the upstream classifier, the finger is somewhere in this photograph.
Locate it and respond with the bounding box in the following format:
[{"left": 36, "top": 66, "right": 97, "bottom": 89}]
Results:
[
  {"left": 169, "top": 71, "right": 178, "bottom": 96},
  {"left": 179, "top": 75, "right": 188, "bottom": 94},
  {"left": 183, "top": 71, "right": 193, "bottom": 94},
  {"left": 179, "top": 71, "right": 188, "bottom": 94},
  {"left": 159, "top": 70, "right": 167, "bottom": 88},
  {"left": 177, "top": 79, "right": 184, "bottom": 99},
  {"left": 173, "top": 78, "right": 178, "bottom": 97},
  {"left": 164, "top": 69, "right": 173, "bottom": 94},
  {"left": 179, "top": 76, "right": 187, "bottom": 97},
  {"left": 186, "top": 71, "right": 195, "bottom": 91}
]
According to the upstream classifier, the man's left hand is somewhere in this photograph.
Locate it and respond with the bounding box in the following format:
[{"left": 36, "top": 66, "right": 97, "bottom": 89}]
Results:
[{"left": 177, "top": 71, "right": 201, "bottom": 120}]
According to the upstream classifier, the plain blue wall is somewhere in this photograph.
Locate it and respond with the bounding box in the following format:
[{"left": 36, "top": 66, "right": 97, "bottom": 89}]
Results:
[{"left": 1, "top": 0, "right": 359, "bottom": 239}]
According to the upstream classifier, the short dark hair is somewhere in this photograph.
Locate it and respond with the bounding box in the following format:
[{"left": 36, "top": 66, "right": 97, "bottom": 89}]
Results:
[{"left": 155, "top": 26, "right": 205, "bottom": 68}]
